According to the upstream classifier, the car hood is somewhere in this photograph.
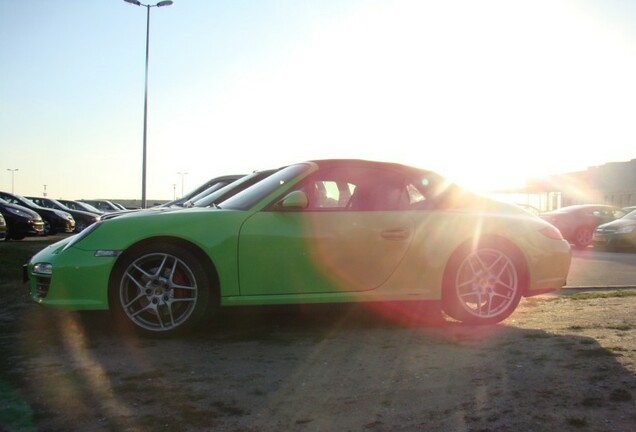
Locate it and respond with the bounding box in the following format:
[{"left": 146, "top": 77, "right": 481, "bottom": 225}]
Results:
[
  {"left": 597, "top": 218, "right": 636, "bottom": 229},
  {"left": 0, "top": 202, "right": 42, "bottom": 219}
]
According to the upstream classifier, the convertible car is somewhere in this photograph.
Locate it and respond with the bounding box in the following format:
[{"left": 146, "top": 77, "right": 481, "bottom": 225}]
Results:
[{"left": 25, "top": 159, "right": 571, "bottom": 336}]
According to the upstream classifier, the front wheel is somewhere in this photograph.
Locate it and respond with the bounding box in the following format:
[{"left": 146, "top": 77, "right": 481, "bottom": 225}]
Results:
[
  {"left": 572, "top": 226, "right": 593, "bottom": 249},
  {"left": 442, "top": 238, "right": 525, "bottom": 325},
  {"left": 109, "top": 244, "right": 213, "bottom": 337}
]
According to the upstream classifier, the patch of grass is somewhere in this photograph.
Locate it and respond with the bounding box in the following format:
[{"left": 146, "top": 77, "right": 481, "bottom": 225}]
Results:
[
  {"left": 0, "top": 380, "right": 36, "bottom": 431},
  {"left": 532, "top": 353, "right": 551, "bottom": 363},
  {"left": 1, "top": 239, "right": 60, "bottom": 311},
  {"left": 0, "top": 239, "right": 58, "bottom": 282},
  {"left": 575, "top": 347, "right": 617, "bottom": 358},
  {"left": 566, "top": 417, "right": 588, "bottom": 427},
  {"left": 609, "top": 388, "right": 633, "bottom": 402},
  {"left": 122, "top": 370, "right": 166, "bottom": 381},
  {"left": 210, "top": 400, "right": 248, "bottom": 416},
  {"left": 581, "top": 397, "right": 604, "bottom": 407},
  {"left": 567, "top": 290, "right": 636, "bottom": 301},
  {"left": 607, "top": 323, "right": 633, "bottom": 331},
  {"left": 523, "top": 332, "right": 551, "bottom": 339}
]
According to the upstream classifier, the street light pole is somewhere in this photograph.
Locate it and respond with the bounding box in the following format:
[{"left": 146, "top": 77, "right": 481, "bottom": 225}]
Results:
[
  {"left": 123, "top": 0, "right": 174, "bottom": 209},
  {"left": 6, "top": 169, "right": 18, "bottom": 194}
]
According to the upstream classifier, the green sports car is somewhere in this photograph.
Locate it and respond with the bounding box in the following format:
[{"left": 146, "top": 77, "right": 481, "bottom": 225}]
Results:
[{"left": 25, "top": 160, "right": 571, "bottom": 336}]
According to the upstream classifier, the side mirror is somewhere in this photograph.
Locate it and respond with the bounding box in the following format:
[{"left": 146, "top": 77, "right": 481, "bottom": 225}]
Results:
[{"left": 278, "top": 191, "right": 308, "bottom": 210}]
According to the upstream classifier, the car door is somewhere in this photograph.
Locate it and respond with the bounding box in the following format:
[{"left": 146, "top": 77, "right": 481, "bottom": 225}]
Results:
[{"left": 237, "top": 167, "right": 414, "bottom": 296}]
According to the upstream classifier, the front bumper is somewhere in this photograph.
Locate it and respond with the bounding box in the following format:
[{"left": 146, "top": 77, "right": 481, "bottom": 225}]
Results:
[
  {"left": 27, "top": 242, "right": 114, "bottom": 310},
  {"left": 593, "top": 232, "right": 636, "bottom": 249}
]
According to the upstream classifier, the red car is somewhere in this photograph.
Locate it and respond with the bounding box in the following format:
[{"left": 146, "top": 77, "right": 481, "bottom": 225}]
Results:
[{"left": 540, "top": 204, "right": 627, "bottom": 249}]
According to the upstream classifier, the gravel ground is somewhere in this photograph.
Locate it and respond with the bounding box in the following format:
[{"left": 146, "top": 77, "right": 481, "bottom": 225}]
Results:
[{"left": 1, "top": 290, "right": 635, "bottom": 432}]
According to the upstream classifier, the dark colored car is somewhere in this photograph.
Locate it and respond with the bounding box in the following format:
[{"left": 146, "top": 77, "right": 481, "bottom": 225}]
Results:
[
  {"left": 160, "top": 174, "right": 244, "bottom": 207},
  {"left": 540, "top": 204, "right": 626, "bottom": 249},
  {"left": 58, "top": 199, "right": 106, "bottom": 215},
  {"left": 0, "top": 192, "right": 75, "bottom": 235},
  {"left": 0, "top": 197, "right": 45, "bottom": 240},
  {"left": 0, "top": 212, "right": 6, "bottom": 241},
  {"left": 189, "top": 170, "right": 277, "bottom": 208},
  {"left": 593, "top": 209, "right": 636, "bottom": 251},
  {"left": 79, "top": 199, "right": 127, "bottom": 213},
  {"left": 27, "top": 197, "right": 99, "bottom": 233}
]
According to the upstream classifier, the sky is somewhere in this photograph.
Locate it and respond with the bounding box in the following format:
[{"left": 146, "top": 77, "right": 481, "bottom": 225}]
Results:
[{"left": 1, "top": 0, "right": 635, "bottom": 202}]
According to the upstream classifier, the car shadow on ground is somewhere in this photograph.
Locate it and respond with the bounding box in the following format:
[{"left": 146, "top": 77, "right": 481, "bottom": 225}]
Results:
[{"left": 3, "top": 302, "right": 635, "bottom": 431}]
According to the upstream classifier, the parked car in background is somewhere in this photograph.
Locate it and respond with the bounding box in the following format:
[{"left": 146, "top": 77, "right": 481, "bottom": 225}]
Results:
[
  {"left": 26, "top": 197, "right": 99, "bottom": 233},
  {"left": 0, "top": 192, "right": 75, "bottom": 235},
  {"left": 99, "top": 172, "right": 275, "bottom": 221},
  {"left": 0, "top": 197, "right": 45, "bottom": 240},
  {"left": 79, "top": 199, "right": 126, "bottom": 213},
  {"left": 58, "top": 199, "right": 105, "bottom": 215},
  {"left": 26, "top": 159, "right": 571, "bottom": 337},
  {"left": 189, "top": 169, "right": 277, "bottom": 208},
  {"left": 160, "top": 174, "right": 244, "bottom": 208},
  {"left": 540, "top": 204, "right": 627, "bottom": 249},
  {"left": 514, "top": 203, "right": 541, "bottom": 216},
  {"left": 0, "top": 213, "right": 6, "bottom": 241},
  {"left": 593, "top": 208, "right": 636, "bottom": 251}
]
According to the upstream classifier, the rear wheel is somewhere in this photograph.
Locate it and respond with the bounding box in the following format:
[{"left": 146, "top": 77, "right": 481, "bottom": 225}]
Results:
[
  {"left": 442, "top": 238, "right": 525, "bottom": 325},
  {"left": 110, "top": 244, "right": 213, "bottom": 337}
]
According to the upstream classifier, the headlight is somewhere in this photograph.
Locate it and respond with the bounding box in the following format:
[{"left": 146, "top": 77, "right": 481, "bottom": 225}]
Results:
[
  {"left": 617, "top": 225, "right": 635, "bottom": 234},
  {"left": 33, "top": 263, "right": 53, "bottom": 275}
]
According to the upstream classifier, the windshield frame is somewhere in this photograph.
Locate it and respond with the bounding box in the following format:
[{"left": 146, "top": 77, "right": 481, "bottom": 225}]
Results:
[{"left": 219, "top": 163, "right": 313, "bottom": 211}]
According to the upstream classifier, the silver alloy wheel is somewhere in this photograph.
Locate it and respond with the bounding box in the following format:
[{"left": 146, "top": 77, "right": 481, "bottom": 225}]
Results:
[
  {"left": 454, "top": 247, "right": 519, "bottom": 319},
  {"left": 119, "top": 252, "right": 199, "bottom": 332}
]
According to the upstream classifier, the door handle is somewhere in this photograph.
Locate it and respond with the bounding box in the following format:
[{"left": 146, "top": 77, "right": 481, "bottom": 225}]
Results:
[{"left": 380, "top": 228, "right": 410, "bottom": 241}]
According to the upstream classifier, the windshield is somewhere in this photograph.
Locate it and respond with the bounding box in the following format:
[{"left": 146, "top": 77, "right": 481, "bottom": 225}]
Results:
[
  {"left": 625, "top": 210, "right": 636, "bottom": 220},
  {"left": 194, "top": 170, "right": 278, "bottom": 208},
  {"left": 220, "top": 164, "right": 311, "bottom": 210},
  {"left": 78, "top": 202, "right": 101, "bottom": 213},
  {"left": 8, "top": 193, "right": 37, "bottom": 207}
]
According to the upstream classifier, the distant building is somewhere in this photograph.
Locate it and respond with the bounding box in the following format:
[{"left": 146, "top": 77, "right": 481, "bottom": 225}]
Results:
[{"left": 526, "top": 158, "right": 636, "bottom": 210}]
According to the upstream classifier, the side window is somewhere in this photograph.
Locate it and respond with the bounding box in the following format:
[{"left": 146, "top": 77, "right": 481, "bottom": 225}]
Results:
[
  {"left": 613, "top": 209, "right": 626, "bottom": 218},
  {"left": 342, "top": 172, "right": 409, "bottom": 211},
  {"left": 284, "top": 165, "right": 435, "bottom": 212},
  {"left": 301, "top": 180, "right": 355, "bottom": 210},
  {"left": 406, "top": 183, "right": 426, "bottom": 206}
]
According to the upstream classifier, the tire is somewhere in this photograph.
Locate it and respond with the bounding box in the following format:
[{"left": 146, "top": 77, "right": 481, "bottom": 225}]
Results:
[
  {"left": 43, "top": 220, "right": 57, "bottom": 235},
  {"left": 75, "top": 221, "right": 88, "bottom": 233},
  {"left": 109, "top": 243, "right": 214, "bottom": 337},
  {"left": 572, "top": 226, "right": 593, "bottom": 249},
  {"left": 442, "top": 238, "right": 525, "bottom": 325},
  {"left": 8, "top": 231, "right": 25, "bottom": 240}
]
